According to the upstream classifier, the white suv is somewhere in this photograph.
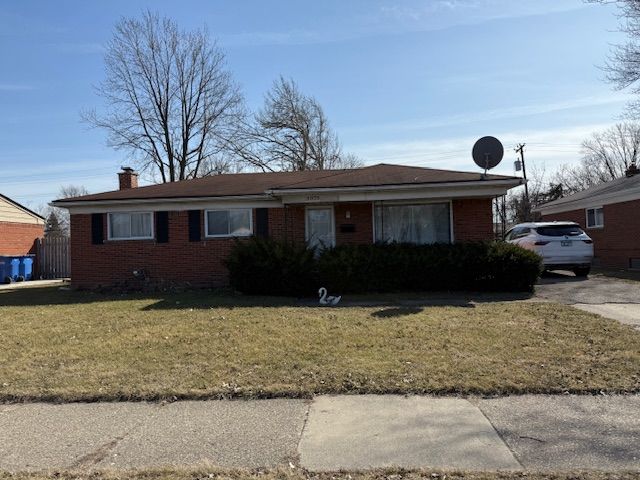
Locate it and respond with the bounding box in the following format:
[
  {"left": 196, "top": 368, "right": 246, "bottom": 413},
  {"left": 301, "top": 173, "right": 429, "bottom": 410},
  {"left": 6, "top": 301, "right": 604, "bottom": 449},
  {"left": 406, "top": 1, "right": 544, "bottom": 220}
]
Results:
[{"left": 504, "top": 222, "right": 594, "bottom": 276}]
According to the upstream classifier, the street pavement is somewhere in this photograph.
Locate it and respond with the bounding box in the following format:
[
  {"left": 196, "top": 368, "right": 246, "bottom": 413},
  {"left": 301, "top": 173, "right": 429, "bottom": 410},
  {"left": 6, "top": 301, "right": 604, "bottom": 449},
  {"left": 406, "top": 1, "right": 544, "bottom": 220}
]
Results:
[{"left": 1, "top": 395, "right": 639, "bottom": 473}]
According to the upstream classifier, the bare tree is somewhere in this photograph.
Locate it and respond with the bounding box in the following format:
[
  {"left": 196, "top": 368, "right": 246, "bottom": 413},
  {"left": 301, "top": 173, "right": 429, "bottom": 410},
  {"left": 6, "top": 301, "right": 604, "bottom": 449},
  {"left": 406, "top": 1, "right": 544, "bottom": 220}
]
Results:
[
  {"left": 59, "top": 185, "right": 89, "bottom": 199},
  {"left": 505, "top": 163, "right": 550, "bottom": 224},
  {"left": 594, "top": 0, "right": 640, "bottom": 115},
  {"left": 231, "top": 77, "right": 362, "bottom": 171},
  {"left": 40, "top": 185, "right": 89, "bottom": 236},
  {"left": 84, "top": 12, "right": 244, "bottom": 182},
  {"left": 553, "top": 122, "right": 640, "bottom": 193}
]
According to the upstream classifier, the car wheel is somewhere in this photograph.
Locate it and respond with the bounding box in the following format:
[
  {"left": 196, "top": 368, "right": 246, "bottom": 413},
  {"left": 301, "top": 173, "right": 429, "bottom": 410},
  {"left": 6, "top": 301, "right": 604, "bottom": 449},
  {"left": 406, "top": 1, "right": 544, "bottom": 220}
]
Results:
[{"left": 573, "top": 267, "right": 590, "bottom": 277}]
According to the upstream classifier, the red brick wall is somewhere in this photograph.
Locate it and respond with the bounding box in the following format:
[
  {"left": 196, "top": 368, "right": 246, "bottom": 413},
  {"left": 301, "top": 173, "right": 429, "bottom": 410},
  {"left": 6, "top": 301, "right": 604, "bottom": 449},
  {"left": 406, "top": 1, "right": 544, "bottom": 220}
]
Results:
[
  {"left": 452, "top": 198, "right": 494, "bottom": 241},
  {"left": 335, "top": 202, "right": 374, "bottom": 245},
  {"left": 268, "top": 203, "right": 374, "bottom": 245},
  {"left": 541, "top": 199, "right": 640, "bottom": 268},
  {"left": 0, "top": 221, "right": 43, "bottom": 255},
  {"left": 70, "top": 211, "right": 240, "bottom": 289},
  {"left": 70, "top": 198, "right": 496, "bottom": 289}
]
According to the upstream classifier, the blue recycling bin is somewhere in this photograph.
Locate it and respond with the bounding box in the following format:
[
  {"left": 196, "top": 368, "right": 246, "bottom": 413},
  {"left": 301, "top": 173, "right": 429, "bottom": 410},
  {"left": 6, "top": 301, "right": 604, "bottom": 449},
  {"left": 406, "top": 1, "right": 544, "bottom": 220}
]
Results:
[
  {"left": 8, "top": 257, "right": 20, "bottom": 281},
  {"left": 0, "top": 257, "right": 9, "bottom": 283},
  {"left": 0, "top": 256, "right": 20, "bottom": 283},
  {"left": 19, "top": 256, "right": 34, "bottom": 281},
  {"left": 0, "top": 256, "right": 33, "bottom": 282}
]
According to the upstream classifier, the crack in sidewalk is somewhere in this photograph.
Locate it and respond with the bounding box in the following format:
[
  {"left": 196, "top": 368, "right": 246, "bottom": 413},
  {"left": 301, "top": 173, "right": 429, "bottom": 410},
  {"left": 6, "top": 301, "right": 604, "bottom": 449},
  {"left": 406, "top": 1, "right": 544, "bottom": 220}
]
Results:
[
  {"left": 69, "top": 404, "right": 165, "bottom": 469},
  {"left": 469, "top": 399, "right": 525, "bottom": 470},
  {"left": 70, "top": 435, "right": 126, "bottom": 469}
]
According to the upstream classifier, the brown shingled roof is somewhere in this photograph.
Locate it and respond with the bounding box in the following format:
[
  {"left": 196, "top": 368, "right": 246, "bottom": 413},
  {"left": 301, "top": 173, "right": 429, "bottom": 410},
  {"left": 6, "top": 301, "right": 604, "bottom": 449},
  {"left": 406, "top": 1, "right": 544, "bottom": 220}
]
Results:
[{"left": 54, "top": 163, "right": 519, "bottom": 203}]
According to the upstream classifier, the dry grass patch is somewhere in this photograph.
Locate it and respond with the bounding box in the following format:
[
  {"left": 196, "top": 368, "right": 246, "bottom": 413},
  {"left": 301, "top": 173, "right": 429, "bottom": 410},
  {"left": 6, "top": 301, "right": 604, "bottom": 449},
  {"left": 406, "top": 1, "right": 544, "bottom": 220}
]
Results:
[
  {"left": 0, "top": 287, "right": 639, "bottom": 401},
  {"left": 1, "top": 468, "right": 639, "bottom": 480}
]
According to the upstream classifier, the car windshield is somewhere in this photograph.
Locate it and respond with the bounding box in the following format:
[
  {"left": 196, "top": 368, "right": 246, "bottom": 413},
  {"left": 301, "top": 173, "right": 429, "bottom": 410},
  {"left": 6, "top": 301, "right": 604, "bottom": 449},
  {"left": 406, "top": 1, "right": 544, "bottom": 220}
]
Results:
[{"left": 535, "top": 225, "right": 584, "bottom": 237}]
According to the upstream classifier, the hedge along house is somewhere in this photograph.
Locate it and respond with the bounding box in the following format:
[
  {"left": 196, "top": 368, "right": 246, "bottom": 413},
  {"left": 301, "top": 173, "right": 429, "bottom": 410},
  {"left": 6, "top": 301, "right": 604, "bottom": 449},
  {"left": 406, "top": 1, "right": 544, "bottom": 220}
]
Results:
[
  {"left": 52, "top": 164, "right": 522, "bottom": 289},
  {"left": 536, "top": 163, "right": 640, "bottom": 269},
  {"left": 0, "top": 193, "right": 45, "bottom": 255}
]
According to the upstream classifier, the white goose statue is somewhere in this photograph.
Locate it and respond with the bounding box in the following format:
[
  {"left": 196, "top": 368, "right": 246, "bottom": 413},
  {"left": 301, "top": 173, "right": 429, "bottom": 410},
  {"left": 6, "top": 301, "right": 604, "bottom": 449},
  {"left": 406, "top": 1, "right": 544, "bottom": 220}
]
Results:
[{"left": 318, "top": 287, "right": 341, "bottom": 306}]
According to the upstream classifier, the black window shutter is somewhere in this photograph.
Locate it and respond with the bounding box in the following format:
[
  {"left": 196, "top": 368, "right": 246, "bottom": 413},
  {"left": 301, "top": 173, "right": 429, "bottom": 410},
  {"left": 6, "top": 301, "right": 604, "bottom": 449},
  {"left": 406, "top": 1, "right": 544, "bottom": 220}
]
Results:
[
  {"left": 188, "top": 210, "right": 201, "bottom": 242},
  {"left": 156, "top": 211, "right": 169, "bottom": 243},
  {"left": 91, "top": 213, "right": 104, "bottom": 245},
  {"left": 255, "top": 208, "right": 269, "bottom": 238}
]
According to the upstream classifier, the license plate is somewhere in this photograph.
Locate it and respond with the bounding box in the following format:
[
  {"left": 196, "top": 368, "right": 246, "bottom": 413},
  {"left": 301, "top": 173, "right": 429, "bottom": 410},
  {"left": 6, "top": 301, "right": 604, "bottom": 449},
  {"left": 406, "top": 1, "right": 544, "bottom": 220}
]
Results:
[{"left": 561, "top": 240, "right": 573, "bottom": 247}]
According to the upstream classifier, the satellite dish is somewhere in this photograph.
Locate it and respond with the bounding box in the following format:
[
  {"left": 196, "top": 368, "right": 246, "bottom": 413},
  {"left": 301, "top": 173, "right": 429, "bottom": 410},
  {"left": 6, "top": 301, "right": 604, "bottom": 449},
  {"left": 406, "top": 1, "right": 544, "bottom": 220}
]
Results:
[{"left": 472, "top": 136, "right": 504, "bottom": 173}]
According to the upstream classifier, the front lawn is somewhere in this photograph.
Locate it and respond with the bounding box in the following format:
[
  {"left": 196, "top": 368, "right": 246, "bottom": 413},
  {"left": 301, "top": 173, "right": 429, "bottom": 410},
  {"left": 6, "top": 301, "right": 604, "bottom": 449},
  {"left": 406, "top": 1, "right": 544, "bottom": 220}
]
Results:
[{"left": 0, "top": 287, "right": 639, "bottom": 401}]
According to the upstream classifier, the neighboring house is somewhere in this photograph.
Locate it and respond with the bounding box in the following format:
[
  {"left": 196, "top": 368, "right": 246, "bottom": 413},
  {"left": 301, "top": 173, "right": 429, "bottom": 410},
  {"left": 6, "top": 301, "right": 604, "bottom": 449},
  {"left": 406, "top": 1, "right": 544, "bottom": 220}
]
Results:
[
  {"left": 536, "top": 164, "right": 640, "bottom": 269},
  {"left": 52, "top": 164, "right": 522, "bottom": 289},
  {"left": 0, "top": 193, "right": 45, "bottom": 255}
]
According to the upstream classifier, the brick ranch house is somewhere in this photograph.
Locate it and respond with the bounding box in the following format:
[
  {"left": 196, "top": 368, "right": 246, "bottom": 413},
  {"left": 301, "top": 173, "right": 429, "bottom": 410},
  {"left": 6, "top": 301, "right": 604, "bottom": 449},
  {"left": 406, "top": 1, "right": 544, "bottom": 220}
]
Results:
[
  {"left": 0, "top": 193, "right": 45, "bottom": 255},
  {"left": 53, "top": 164, "right": 522, "bottom": 289},
  {"left": 537, "top": 164, "right": 640, "bottom": 269}
]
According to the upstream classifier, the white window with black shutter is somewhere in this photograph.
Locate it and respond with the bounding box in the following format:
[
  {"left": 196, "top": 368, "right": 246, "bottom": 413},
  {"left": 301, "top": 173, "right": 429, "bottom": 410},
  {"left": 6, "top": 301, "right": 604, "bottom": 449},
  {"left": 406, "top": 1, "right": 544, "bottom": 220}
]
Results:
[
  {"left": 205, "top": 209, "right": 252, "bottom": 237},
  {"left": 107, "top": 212, "right": 154, "bottom": 240}
]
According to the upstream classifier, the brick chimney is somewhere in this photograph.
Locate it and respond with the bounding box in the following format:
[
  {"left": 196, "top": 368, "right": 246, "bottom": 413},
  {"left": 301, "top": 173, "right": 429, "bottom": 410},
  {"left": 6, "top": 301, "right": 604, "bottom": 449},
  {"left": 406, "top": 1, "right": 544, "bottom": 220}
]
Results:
[{"left": 118, "top": 166, "right": 138, "bottom": 190}]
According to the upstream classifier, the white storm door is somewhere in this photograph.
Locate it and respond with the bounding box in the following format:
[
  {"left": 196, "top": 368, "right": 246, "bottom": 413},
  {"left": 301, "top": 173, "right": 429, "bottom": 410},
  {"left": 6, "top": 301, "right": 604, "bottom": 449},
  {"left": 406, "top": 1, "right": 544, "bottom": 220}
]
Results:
[{"left": 306, "top": 207, "right": 335, "bottom": 249}]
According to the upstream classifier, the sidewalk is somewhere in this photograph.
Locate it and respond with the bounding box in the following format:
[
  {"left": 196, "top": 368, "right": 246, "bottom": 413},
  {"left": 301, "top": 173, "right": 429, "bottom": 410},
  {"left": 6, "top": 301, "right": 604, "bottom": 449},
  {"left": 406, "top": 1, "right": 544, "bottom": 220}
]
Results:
[
  {"left": 1, "top": 394, "right": 638, "bottom": 473},
  {"left": 0, "top": 279, "right": 68, "bottom": 291}
]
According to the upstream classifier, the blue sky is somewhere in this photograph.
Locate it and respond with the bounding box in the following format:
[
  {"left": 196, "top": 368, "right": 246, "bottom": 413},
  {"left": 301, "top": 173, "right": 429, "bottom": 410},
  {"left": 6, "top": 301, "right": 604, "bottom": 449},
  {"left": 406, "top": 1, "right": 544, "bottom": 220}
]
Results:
[{"left": 0, "top": 0, "right": 630, "bottom": 208}]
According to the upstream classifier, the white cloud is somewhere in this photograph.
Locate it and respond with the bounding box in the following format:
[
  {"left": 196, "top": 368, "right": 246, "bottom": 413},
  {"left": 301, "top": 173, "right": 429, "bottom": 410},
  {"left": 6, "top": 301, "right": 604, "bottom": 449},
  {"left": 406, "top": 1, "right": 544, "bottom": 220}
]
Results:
[
  {"left": 220, "top": 30, "right": 325, "bottom": 47},
  {"left": 221, "top": 0, "right": 590, "bottom": 48},
  {"left": 343, "top": 93, "right": 629, "bottom": 135},
  {"left": 376, "top": 0, "right": 585, "bottom": 29},
  {"left": 348, "top": 122, "right": 612, "bottom": 177},
  {"left": 50, "top": 42, "right": 105, "bottom": 55},
  {"left": 0, "top": 83, "right": 34, "bottom": 91}
]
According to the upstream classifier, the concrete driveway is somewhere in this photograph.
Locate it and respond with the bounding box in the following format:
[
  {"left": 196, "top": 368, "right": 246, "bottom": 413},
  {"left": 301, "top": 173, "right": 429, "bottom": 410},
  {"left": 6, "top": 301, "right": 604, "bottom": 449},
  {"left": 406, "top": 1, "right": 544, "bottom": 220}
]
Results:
[{"left": 535, "top": 271, "right": 640, "bottom": 328}]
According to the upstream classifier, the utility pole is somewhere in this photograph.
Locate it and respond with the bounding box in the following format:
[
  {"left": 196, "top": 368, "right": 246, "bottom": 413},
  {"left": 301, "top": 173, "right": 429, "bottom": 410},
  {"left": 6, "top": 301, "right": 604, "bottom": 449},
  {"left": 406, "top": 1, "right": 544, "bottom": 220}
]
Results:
[{"left": 515, "top": 143, "right": 530, "bottom": 220}]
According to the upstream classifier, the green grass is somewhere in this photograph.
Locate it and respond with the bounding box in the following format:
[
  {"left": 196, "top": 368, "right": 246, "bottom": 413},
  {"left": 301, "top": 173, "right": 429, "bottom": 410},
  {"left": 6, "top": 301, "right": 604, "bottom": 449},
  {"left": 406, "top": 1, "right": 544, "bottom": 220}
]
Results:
[
  {"left": 2, "top": 468, "right": 639, "bottom": 480},
  {"left": 0, "top": 287, "right": 639, "bottom": 402}
]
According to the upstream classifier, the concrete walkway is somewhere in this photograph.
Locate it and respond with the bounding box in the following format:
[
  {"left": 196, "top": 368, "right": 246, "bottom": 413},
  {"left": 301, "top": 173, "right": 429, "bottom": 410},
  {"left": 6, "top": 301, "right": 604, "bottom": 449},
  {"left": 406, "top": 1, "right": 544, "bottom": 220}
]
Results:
[
  {"left": 0, "top": 279, "right": 68, "bottom": 291},
  {"left": 1, "top": 395, "right": 638, "bottom": 472}
]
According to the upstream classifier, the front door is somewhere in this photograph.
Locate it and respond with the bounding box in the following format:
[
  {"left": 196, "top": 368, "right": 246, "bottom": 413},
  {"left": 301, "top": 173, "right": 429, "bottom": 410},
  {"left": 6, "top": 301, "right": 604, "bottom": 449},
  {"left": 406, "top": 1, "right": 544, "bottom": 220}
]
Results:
[{"left": 306, "top": 207, "right": 335, "bottom": 249}]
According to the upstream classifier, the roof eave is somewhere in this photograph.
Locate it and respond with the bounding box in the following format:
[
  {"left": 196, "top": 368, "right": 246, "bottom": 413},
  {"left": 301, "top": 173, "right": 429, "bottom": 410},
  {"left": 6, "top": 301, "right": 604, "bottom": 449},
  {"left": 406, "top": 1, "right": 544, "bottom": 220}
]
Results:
[
  {"left": 266, "top": 178, "right": 522, "bottom": 196},
  {"left": 536, "top": 185, "right": 640, "bottom": 214},
  {"left": 51, "top": 193, "right": 273, "bottom": 209}
]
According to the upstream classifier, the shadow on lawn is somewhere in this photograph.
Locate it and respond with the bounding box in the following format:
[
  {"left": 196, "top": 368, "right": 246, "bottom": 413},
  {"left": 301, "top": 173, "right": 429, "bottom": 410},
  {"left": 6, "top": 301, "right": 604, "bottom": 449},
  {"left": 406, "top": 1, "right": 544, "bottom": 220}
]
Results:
[
  {"left": 371, "top": 306, "right": 424, "bottom": 318},
  {"left": 0, "top": 287, "right": 132, "bottom": 307},
  {"left": 0, "top": 285, "right": 534, "bottom": 310},
  {"left": 0, "top": 286, "right": 297, "bottom": 309}
]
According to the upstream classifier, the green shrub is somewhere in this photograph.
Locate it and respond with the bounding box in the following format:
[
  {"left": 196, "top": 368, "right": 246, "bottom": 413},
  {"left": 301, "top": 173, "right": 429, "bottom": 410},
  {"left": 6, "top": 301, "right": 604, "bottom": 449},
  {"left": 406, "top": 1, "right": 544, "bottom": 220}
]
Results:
[
  {"left": 316, "top": 241, "right": 542, "bottom": 293},
  {"left": 226, "top": 238, "right": 542, "bottom": 296},
  {"left": 224, "top": 237, "right": 317, "bottom": 296}
]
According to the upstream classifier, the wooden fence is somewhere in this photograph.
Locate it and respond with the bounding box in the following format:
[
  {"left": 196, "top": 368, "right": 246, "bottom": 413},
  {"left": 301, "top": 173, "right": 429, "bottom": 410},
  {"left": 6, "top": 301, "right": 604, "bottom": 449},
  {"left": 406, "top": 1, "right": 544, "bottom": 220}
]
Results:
[{"left": 35, "top": 236, "right": 70, "bottom": 279}]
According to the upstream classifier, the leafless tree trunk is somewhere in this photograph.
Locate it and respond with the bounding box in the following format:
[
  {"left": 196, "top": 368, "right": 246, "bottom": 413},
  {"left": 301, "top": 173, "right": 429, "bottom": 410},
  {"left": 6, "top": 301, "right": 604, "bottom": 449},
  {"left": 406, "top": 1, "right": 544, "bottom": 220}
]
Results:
[
  {"left": 83, "top": 12, "right": 243, "bottom": 181},
  {"left": 553, "top": 122, "right": 640, "bottom": 193},
  {"left": 230, "top": 77, "right": 362, "bottom": 171}
]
